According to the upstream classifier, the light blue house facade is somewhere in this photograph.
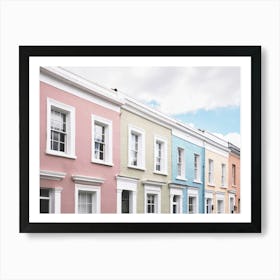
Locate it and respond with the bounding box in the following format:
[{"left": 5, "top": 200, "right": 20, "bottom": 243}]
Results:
[{"left": 170, "top": 129, "right": 205, "bottom": 214}]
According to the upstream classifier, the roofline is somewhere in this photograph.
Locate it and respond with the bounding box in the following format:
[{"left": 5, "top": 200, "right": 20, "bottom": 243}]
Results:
[
  {"left": 122, "top": 95, "right": 230, "bottom": 152},
  {"left": 228, "top": 142, "right": 240, "bottom": 155},
  {"left": 41, "top": 67, "right": 236, "bottom": 152},
  {"left": 40, "top": 66, "right": 125, "bottom": 106}
]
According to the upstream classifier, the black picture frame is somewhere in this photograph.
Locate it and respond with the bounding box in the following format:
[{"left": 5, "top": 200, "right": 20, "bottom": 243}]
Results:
[{"left": 19, "top": 46, "right": 261, "bottom": 233}]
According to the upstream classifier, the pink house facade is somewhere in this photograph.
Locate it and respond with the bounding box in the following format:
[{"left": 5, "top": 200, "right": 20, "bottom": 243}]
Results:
[{"left": 39, "top": 67, "right": 124, "bottom": 214}]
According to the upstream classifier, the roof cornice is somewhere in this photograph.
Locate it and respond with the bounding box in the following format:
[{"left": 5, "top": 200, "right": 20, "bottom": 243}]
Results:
[
  {"left": 40, "top": 67, "right": 125, "bottom": 107},
  {"left": 123, "top": 95, "right": 230, "bottom": 152}
]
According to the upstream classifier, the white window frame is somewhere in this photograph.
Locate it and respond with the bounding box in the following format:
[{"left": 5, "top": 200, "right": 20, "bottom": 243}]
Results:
[
  {"left": 204, "top": 191, "right": 213, "bottom": 214},
  {"left": 92, "top": 115, "right": 113, "bottom": 166},
  {"left": 221, "top": 163, "right": 227, "bottom": 187},
  {"left": 46, "top": 98, "right": 76, "bottom": 159},
  {"left": 176, "top": 147, "right": 186, "bottom": 180},
  {"left": 40, "top": 187, "right": 62, "bottom": 214},
  {"left": 128, "top": 125, "right": 145, "bottom": 170},
  {"left": 144, "top": 185, "right": 161, "bottom": 214},
  {"left": 153, "top": 136, "right": 168, "bottom": 175},
  {"left": 187, "top": 188, "right": 199, "bottom": 214},
  {"left": 216, "top": 193, "right": 225, "bottom": 214},
  {"left": 208, "top": 159, "right": 214, "bottom": 186},
  {"left": 169, "top": 187, "right": 183, "bottom": 214},
  {"left": 75, "top": 184, "right": 101, "bottom": 214},
  {"left": 116, "top": 176, "right": 138, "bottom": 214},
  {"left": 193, "top": 154, "right": 201, "bottom": 183},
  {"left": 228, "top": 193, "right": 236, "bottom": 214}
]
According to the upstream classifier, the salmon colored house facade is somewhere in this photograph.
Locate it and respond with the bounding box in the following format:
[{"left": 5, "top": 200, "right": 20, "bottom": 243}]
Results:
[
  {"left": 39, "top": 67, "right": 124, "bottom": 214},
  {"left": 228, "top": 143, "right": 240, "bottom": 213}
]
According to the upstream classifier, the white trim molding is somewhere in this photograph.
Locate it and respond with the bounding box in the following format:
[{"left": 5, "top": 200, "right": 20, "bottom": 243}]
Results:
[
  {"left": 193, "top": 153, "right": 201, "bottom": 183},
  {"left": 169, "top": 186, "right": 183, "bottom": 214},
  {"left": 228, "top": 192, "right": 236, "bottom": 214},
  {"left": 40, "top": 170, "right": 66, "bottom": 181},
  {"left": 153, "top": 135, "right": 168, "bottom": 175},
  {"left": 216, "top": 192, "right": 225, "bottom": 214},
  {"left": 205, "top": 190, "right": 214, "bottom": 214},
  {"left": 128, "top": 125, "right": 146, "bottom": 170},
  {"left": 72, "top": 175, "right": 104, "bottom": 186},
  {"left": 187, "top": 187, "right": 199, "bottom": 214},
  {"left": 91, "top": 114, "right": 113, "bottom": 166},
  {"left": 143, "top": 180, "right": 163, "bottom": 214},
  {"left": 142, "top": 180, "right": 165, "bottom": 187},
  {"left": 46, "top": 98, "right": 76, "bottom": 159},
  {"left": 41, "top": 67, "right": 125, "bottom": 110},
  {"left": 116, "top": 176, "right": 138, "bottom": 214},
  {"left": 40, "top": 186, "right": 63, "bottom": 214},
  {"left": 75, "top": 184, "right": 101, "bottom": 214}
]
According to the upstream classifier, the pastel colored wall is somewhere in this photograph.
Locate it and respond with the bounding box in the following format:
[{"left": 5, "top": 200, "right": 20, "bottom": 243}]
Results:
[
  {"left": 40, "top": 81, "right": 121, "bottom": 213},
  {"left": 172, "top": 135, "right": 205, "bottom": 213},
  {"left": 228, "top": 152, "right": 240, "bottom": 213},
  {"left": 119, "top": 109, "right": 171, "bottom": 213},
  {"left": 205, "top": 149, "right": 229, "bottom": 213}
]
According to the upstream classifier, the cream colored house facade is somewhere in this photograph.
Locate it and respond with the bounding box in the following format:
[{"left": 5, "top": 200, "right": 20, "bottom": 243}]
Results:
[
  {"left": 117, "top": 98, "right": 172, "bottom": 214},
  {"left": 204, "top": 132, "right": 230, "bottom": 214}
]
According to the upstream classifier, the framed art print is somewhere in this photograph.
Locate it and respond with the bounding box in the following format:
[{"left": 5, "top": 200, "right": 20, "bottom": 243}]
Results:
[{"left": 19, "top": 46, "right": 261, "bottom": 233}]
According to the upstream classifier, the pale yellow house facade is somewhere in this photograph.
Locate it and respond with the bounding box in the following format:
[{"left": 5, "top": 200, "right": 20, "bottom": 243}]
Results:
[
  {"left": 204, "top": 133, "right": 230, "bottom": 214},
  {"left": 116, "top": 97, "right": 172, "bottom": 214}
]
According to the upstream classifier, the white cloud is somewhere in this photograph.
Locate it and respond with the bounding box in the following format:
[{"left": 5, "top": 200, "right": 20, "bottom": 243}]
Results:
[
  {"left": 213, "top": 132, "right": 241, "bottom": 148},
  {"left": 64, "top": 66, "right": 240, "bottom": 115}
]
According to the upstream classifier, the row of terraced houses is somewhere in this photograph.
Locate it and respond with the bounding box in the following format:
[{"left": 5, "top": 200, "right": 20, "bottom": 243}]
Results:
[{"left": 40, "top": 67, "right": 240, "bottom": 214}]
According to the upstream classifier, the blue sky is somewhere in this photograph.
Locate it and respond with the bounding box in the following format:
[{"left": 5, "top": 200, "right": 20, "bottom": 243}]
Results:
[
  {"left": 172, "top": 107, "right": 240, "bottom": 135},
  {"left": 64, "top": 66, "right": 241, "bottom": 146}
]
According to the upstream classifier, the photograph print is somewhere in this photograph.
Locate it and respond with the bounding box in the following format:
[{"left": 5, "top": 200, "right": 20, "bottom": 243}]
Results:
[{"left": 20, "top": 46, "right": 261, "bottom": 232}]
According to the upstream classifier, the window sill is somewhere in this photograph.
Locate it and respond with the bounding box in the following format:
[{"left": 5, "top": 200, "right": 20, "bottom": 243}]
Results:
[
  {"left": 232, "top": 184, "right": 237, "bottom": 187},
  {"left": 127, "top": 165, "right": 146, "bottom": 171},
  {"left": 176, "top": 176, "right": 187, "bottom": 181},
  {"left": 193, "top": 180, "right": 202, "bottom": 184},
  {"left": 208, "top": 183, "right": 215, "bottom": 187},
  {"left": 91, "top": 160, "right": 114, "bottom": 167},
  {"left": 153, "top": 170, "right": 168, "bottom": 176},
  {"left": 220, "top": 185, "right": 228, "bottom": 189},
  {"left": 46, "top": 150, "right": 77, "bottom": 159}
]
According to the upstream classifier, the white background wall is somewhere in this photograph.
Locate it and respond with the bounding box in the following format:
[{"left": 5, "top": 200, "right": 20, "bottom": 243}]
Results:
[{"left": 0, "top": 1, "right": 279, "bottom": 279}]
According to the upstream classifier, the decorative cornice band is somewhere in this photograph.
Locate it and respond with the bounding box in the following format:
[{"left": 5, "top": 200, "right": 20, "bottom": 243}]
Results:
[
  {"left": 40, "top": 170, "right": 66, "bottom": 181},
  {"left": 142, "top": 180, "right": 166, "bottom": 187},
  {"left": 72, "top": 175, "right": 104, "bottom": 186}
]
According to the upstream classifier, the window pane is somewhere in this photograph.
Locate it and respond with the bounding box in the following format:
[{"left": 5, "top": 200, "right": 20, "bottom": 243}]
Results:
[
  {"left": 99, "top": 143, "right": 104, "bottom": 152},
  {"left": 78, "top": 191, "right": 95, "bottom": 214},
  {"left": 52, "top": 141, "right": 58, "bottom": 151},
  {"left": 95, "top": 124, "right": 105, "bottom": 142},
  {"left": 94, "top": 123, "right": 106, "bottom": 161},
  {"left": 99, "top": 151, "right": 104, "bottom": 160},
  {"left": 40, "top": 199, "right": 49, "bottom": 213},
  {"left": 60, "top": 133, "right": 65, "bottom": 143},
  {"left": 147, "top": 194, "right": 156, "bottom": 213},
  {"left": 51, "top": 110, "right": 67, "bottom": 132},
  {"left": 52, "top": 131, "right": 59, "bottom": 141},
  {"left": 130, "top": 151, "right": 137, "bottom": 166},
  {"left": 122, "top": 190, "right": 130, "bottom": 213},
  {"left": 40, "top": 189, "right": 50, "bottom": 197}
]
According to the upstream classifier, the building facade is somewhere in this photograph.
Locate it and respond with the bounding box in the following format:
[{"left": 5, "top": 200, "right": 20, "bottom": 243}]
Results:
[
  {"left": 171, "top": 129, "right": 205, "bottom": 214},
  {"left": 228, "top": 143, "right": 240, "bottom": 213},
  {"left": 39, "top": 67, "right": 240, "bottom": 215},
  {"left": 40, "top": 67, "right": 124, "bottom": 214},
  {"left": 117, "top": 97, "right": 172, "bottom": 214},
  {"left": 204, "top": 132, "right": 230, "bottom": 214}
]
